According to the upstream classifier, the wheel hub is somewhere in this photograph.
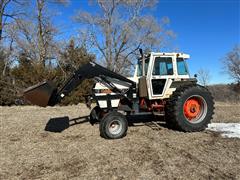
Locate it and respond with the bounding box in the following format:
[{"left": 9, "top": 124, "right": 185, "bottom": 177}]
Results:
[
  {"left": 108, "top": 120, "right": 122, "bottom": 135},
  {"left": 111, "top": 123, "right": 116, "bottom": 128},
  {"left": 184, "top": 98, "right": 201, "bottom": 120}
]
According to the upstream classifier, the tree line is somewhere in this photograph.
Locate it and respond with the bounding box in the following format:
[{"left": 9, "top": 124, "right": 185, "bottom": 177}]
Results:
[
  {"left": 0, "top": 0, "right": 239, "bottom": 105},
  {"left": 0, "top": 0, "right": 175, "bottom": 105}
]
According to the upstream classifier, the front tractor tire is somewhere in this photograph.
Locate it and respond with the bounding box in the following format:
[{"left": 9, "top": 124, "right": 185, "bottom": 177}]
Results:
[
  {"left": 166, "top": 85, "right": 214, "bottom": 132},
  {"left": 99, "top": 111, "right": 128, "bottom": 139}
]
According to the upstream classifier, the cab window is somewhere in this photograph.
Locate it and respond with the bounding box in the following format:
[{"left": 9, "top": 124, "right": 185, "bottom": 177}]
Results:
[
  {"left": 177, "top": 58, "right": 188, "bottom": 75},
  {"left": 152, "top": 57, "right": 173, "bottom": 75}
]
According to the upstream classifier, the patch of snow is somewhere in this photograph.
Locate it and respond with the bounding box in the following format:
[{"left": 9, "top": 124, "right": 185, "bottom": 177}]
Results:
[{"left": 207, "top": 123, "right": 240, "bottom": 138}]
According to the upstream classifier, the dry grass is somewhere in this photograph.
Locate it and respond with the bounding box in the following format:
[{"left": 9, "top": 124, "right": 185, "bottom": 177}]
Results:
[
  {"left": 0, "top": 103, "right": 240, "bottom": 180},
  {"left": 213, "top": 102, "right": 240, "bottom": 123}
]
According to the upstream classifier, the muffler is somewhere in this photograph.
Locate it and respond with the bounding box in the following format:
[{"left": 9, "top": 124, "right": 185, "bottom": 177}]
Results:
[{"left": 23, "top": 81, "right": 58, "bottom": 107}]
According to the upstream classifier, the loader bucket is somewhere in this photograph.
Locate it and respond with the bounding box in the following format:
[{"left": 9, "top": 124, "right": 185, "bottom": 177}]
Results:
[{"left": 24, "top": 81, "right": 58, "bottom": 107}]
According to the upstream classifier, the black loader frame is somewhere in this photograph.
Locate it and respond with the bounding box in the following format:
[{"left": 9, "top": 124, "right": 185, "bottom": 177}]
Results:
[{"left": 24, "top": 62, "right": 136, "bottom": 111}]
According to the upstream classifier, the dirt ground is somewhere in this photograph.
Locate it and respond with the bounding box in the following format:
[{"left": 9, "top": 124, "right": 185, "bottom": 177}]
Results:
[{"left": 1, "top": 102, "right": 240, "bottom": 180}]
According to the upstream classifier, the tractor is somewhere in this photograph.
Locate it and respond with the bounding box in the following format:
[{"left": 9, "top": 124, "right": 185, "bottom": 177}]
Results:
[{"left": 24, "top": 50, "right": 214, "bottom": 139}]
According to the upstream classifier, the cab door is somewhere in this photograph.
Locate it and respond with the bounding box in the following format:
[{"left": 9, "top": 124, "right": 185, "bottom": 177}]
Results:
[{"left": 148, "top": 55, "right": 175, "bottom": 99}]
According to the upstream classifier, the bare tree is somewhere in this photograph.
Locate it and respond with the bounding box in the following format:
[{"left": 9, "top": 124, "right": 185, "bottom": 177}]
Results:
[
  {"left": 222, "top": 45, "right": 240, "bottom": 84},
  {"left": 36, "top": 0, "right": 46, "bottom": 66},
  {"left": 7, "top": 19, "right": 38, "bottom": 60},
  {"left": 36, "top": 0, "right": 70, "bottom": 66},
  {"left": 5, "top": 0, "right": 68, "bottom": 67},
  {"left": 0, "top": 0, "right": 12, "bottom": 42},
  {"left": 75, "top": 0, "right": 175, "bottom": 74},
  {"left": 0, "top": 0, "right": 27, "bottom": 42},
  {"left": 0, "top": 0, "right": 27, "bottom": 76},
  {"left": 197, "top": 68, "right": 211, "bottom": 86}
]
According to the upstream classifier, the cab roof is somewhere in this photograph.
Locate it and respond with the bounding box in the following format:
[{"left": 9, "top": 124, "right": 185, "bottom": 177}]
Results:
[{"left": 150, "top": 52, "right": 190, "bottom": 59}]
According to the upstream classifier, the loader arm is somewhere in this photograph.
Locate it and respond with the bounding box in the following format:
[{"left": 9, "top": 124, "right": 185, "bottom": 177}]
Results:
[{"left": 24, "top": 62, "right": 136, "bottom": 107}]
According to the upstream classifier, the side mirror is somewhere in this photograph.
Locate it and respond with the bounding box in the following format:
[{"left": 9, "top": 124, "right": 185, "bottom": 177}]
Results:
[{"left": 194, "top": 74, "right": 198, "bottom": 78}]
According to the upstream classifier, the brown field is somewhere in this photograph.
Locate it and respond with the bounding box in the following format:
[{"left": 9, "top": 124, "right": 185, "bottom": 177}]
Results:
[{"left": 1, "top": 102, "right": 240, "bottom": 180}]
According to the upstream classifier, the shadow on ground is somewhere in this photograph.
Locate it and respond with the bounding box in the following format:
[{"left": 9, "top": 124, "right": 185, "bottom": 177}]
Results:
[
  {"left": 45, "top": 116, "right": 89, "bottom": 132},
  {"left": 45, "top": 113, "right": 168, "bottom": 133}
]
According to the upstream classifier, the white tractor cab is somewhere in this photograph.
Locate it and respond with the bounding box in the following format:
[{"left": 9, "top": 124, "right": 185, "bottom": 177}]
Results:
[
  {"left": 89, "top": 51, "right": 213, "bottom": 139},
  {"left": 93, "top": 52, "right": 191, "bottom": 108}
]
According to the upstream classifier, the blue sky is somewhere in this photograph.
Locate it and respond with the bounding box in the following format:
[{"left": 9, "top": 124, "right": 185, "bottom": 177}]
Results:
[{"left": 53, "top": 0, "right": 239, "bottom": 84}]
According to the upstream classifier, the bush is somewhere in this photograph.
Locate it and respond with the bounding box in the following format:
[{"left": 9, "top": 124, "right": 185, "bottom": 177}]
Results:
[
  {"left": 207, "top": 84, "right": 240, "bottom": 103},
  {"left": 0, "top": 41, "right": 95, "bottom": 106}
]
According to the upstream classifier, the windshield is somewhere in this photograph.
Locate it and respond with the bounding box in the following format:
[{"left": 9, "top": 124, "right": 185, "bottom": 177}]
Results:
[
  {"left": 137, "top": 58, "right": 149, "bottom": 76},
  {"left": 152, "top": 57, "right": 173, "bottom": 75}
]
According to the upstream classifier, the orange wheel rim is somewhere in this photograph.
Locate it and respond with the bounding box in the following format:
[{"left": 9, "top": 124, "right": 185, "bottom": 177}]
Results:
[{"left": 184, "top": 98, "right": 201, "bottom": 121}]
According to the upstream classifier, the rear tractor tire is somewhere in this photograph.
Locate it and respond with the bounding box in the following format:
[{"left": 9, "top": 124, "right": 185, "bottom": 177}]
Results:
[
  {"left": 99, "top": 111, "right": 128, "bottom": 139},
  {"left": 165, "top": 85, "right": 214, "bottom": 132}
]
